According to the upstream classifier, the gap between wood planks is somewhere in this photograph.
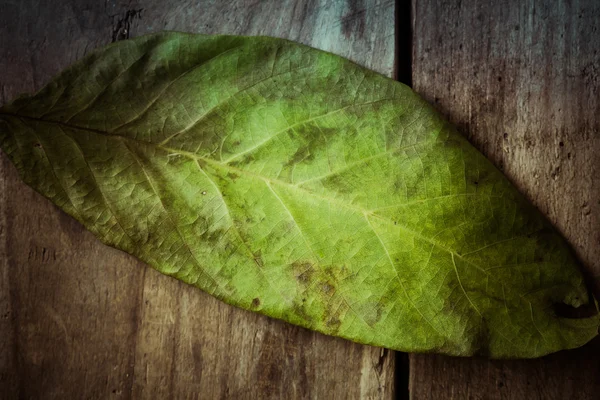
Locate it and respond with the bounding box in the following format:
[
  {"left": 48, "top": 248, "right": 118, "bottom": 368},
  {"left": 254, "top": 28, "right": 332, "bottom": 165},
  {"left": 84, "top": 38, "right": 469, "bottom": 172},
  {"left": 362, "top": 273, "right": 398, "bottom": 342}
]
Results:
[{"left": 394, "top": 0, "right": 413, "bottom": 399}]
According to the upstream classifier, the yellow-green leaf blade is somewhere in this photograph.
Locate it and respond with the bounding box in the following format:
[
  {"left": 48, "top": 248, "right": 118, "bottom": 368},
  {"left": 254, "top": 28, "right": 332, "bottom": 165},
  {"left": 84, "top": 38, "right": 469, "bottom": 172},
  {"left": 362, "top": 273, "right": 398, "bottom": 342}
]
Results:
[{"left": 1, "top": 32, "right": 597, "bottom": 358}]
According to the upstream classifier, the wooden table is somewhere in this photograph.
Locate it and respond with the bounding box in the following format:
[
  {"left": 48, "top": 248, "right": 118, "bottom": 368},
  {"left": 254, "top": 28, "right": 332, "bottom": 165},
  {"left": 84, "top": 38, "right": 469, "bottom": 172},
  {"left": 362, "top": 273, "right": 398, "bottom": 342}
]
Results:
[{"left": 0, "top": 1, "right": 598, "bottom": 398}]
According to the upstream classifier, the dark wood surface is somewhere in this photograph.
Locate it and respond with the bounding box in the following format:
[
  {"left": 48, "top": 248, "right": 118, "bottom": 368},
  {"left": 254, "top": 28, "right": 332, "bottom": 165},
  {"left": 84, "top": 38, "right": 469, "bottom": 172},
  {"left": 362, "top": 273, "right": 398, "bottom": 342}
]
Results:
[
  {"left": 0, "top": 1, "right": 396, "bottom": 399},
  {"left": 0, "top": 0, "right": 598, "bottom": 399},
  {"left": 410, "top": 0, "right": 600, "bottom": 398}
]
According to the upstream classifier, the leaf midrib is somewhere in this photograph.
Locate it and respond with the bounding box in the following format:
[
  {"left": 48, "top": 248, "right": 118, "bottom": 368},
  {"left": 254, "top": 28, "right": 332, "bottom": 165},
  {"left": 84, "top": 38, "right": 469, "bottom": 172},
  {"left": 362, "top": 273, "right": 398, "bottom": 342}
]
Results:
[
  {"left": 0, "top": 111, "right": 531, "bottom": 274},
  {"left": 3, "top": 111, "right": 555, "bottom": 344}
]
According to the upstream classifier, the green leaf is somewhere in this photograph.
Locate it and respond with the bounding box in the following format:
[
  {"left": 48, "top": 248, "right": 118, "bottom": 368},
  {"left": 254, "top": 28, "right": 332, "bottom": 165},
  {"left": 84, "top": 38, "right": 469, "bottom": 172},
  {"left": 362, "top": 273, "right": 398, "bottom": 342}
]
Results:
[{"left": 0, "top": 32, "right": 597, "bottom": 358}]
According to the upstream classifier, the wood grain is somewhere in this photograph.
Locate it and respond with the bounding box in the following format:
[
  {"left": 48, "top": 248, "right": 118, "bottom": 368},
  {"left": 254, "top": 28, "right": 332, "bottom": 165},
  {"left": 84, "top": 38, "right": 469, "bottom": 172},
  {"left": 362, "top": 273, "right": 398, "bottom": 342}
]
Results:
[
  {"left": 0, "top": 117, "right": 12, "bottom": 396},
  {"left": 410, "top": 0, "right": 600, "bottom": 398},
  {"left": 0, "top": 1, "right": 396, "bottom": 399}
]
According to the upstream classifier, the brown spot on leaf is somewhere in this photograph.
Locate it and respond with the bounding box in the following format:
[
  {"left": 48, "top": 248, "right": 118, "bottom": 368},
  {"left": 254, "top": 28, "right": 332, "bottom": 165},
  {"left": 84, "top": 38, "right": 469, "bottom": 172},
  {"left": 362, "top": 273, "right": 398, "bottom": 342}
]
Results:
[
  {"left": 230, "top": 152, "right": 256, "bottom": 167},
  {"left": 253, "top": 250, "right": 264, "bottom": 268},
  {"left": 227, "top": 171, "right": 240, "bottom": 181},
  {"left": 284, "top": 145, "right": 313, "bottom": 168},
  {"left": 362, "top": 299, "right": 386, "bottom": 327},
  {"left": 282, "top": 124, "right": 335, "bottom": 172},
  {"left": 320, "top": 282, "right": 335, "bottom": 295},
  {"left": 323, "top": 299, "right": 350, "bottom": 334},
  {"left": 251, "top": 297, "right": 261, "bottom": 308},
  {"left": 322, "top": 172, "right": 352, "bottom": 194},
  {"left": 326, "top": 317, "right": 341, "bottom": 329},
  {"left": 292, "top": 261, "right": 315, "bottom": 286},
  {"left": 199, "top": 227, "right": 225, "bottom": 244},
  {"left": 323, "top": 265, "right": 346, "bottom": 281},
  {"left": 292, "top": 302, "right": 312, "bottom": 322}
]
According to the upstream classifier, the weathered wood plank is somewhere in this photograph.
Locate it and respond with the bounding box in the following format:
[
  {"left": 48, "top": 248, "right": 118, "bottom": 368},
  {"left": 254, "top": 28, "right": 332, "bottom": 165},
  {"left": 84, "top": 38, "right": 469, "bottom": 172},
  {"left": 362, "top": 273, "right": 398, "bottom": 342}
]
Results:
[
  {"left": 0, "top": 0, "right": 396, "bottom": 399},
  {"left": 410, "top": 0, "right": 600, "bottom": 398},
  {"left": 0, "top": 114, "right": 12, "bottom": 397}
]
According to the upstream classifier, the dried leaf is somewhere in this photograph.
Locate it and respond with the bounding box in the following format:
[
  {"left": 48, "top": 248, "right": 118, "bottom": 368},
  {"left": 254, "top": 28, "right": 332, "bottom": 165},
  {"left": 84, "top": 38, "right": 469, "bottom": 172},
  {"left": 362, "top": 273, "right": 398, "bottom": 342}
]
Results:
[{"left": 1, "top": 32, "right": 597, "bottom": 358}]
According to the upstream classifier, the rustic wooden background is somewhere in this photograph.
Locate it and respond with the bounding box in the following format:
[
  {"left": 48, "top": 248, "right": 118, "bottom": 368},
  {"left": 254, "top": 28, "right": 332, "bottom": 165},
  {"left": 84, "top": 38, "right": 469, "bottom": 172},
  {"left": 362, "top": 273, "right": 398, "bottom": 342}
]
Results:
[{"left": 0, "top": 0, "right": 598, "bottom": 399}]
